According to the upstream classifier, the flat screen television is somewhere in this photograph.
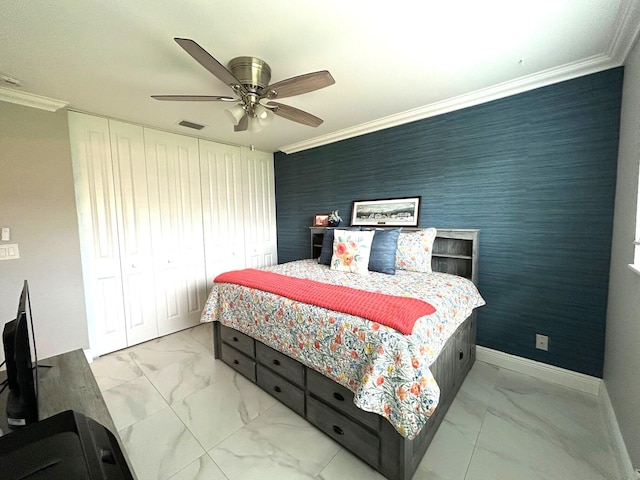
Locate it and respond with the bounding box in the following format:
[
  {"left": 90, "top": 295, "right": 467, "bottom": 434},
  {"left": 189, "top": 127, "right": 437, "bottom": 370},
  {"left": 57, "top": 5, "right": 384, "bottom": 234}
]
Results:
[{"left": 2, "top": 280, "right": 38, "bottom": 429}]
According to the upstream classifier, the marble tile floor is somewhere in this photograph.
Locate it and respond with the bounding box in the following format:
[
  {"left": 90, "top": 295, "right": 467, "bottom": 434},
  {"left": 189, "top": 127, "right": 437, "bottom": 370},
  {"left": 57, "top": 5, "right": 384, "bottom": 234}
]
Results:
[{"left": 90, "top": 323, "right": 622, "bottom": 480}]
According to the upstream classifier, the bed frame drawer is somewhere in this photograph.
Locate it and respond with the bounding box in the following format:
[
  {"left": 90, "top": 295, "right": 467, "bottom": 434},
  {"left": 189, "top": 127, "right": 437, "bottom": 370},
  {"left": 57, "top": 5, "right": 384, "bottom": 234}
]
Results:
[
  {"left": 256, "top": 342, "right": 305, "bottom": 387},
  {"left": 257, "top": 364, "right": 305, "bottom": 417},
  {"left": 213, "top": 304, "right": 478, "bottom": 480},
  {"left": 220, "top": 324, "right": 255, "bottom": 358},
  {"left": 220, "top": 342, "right": 256, "bottom": 382},
  {"left": 307, "top": 395, "right": 379, "bottom": 469},
  {"left": 455, "top": 316, "right": 473, "bottom": 384},
  {"left": 307, "top": 368, "right": 379, "bottom": 431}
]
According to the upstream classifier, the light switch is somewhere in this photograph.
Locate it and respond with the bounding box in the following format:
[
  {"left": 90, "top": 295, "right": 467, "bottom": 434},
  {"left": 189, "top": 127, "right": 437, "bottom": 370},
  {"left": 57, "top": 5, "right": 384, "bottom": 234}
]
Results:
[
  {"left": 1, "top": 227, "right": 9, "bottom": 242},
  {"left": 0, "top": 243, "right": 19, "bottom": 260}
]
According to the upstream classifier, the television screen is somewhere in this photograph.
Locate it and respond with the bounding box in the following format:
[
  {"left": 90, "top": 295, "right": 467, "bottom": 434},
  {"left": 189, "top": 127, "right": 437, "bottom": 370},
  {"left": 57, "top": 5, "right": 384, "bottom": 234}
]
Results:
[{"left": 4, "top": 280, "right": 38, "bottom": 428}]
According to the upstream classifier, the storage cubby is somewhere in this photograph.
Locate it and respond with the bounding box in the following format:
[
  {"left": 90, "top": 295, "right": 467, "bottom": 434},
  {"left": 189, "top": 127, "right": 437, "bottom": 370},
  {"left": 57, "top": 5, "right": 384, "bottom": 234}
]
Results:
[{"left": 310, "top": 226, "right": 325, "bottom": 259}]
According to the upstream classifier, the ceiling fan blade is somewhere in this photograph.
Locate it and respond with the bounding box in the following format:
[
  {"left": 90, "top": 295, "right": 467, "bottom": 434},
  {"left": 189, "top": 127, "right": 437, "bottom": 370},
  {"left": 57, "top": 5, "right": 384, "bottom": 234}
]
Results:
[
  {"left": 234, "top": 114, "right": 249, "bottom": 132},
  {"left": 151, "top": 95, "right": 235, "bottom": 101},
  {"left": 174, "top": 37, "right": 246, "bottom": 93},
  {"left": 266, "top": 102, "right": 323, "bottom": 127},
  {"left": 263, "top": 71, "right": 335, "bottom": 100}
]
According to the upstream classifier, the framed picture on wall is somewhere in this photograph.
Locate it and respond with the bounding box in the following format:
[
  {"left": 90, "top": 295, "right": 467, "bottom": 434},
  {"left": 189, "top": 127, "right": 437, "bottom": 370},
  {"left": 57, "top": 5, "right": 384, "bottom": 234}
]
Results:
[
  {"left": 350, "top": 196, "right": 421, "bottom": 227},
  {"left": 313, "top": 213, "right": 329, "bottom": 226}
]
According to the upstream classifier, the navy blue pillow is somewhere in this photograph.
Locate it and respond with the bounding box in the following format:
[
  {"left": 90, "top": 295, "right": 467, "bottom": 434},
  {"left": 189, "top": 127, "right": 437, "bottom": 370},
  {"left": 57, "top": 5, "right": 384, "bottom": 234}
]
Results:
[
  {"left": 367, "top": 228, "right": 401, "bottom": 274},
  {"left": 318, "top": 227, "right": 360, "bottom": 265}
]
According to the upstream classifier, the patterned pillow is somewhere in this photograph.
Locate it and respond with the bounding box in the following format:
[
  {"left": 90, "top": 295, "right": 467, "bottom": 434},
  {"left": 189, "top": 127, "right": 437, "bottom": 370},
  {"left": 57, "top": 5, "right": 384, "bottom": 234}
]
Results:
[
  {"left": 318, "top": 227, "right": 360, "bottom": 265},
  {"left": 395, "top": 228, "right": 438, "bottom": 273},
  {"left": 330, "top": 229, "right": 375, "bottom": 275}
]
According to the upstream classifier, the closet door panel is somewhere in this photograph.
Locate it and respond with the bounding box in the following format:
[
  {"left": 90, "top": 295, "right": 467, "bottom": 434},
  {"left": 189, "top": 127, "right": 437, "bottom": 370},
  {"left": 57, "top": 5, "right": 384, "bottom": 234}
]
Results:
[
  {"left": 174, "top": 140, "right": 207, "bottom": 328},
  {"left": 241, "top": 148, "right": 277, "bottom": 269},
  {"left": 145, "top": 129, "right": 206, "bottom": 336},
  {"left": 68, "top": 112, "right": 127, "bottom": 355},
  {"left": 199, "top": 140, "right": 246, "bottom": 283},
  {"left": 110, "top": 120, "right": 158, "bottom": 346}
]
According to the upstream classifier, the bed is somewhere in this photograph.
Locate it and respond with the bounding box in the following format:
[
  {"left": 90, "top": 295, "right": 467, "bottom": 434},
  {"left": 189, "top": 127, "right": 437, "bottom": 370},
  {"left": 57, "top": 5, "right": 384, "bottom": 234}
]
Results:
[{"left": 201, "top": 228, "right": 484, "bottom": 480}]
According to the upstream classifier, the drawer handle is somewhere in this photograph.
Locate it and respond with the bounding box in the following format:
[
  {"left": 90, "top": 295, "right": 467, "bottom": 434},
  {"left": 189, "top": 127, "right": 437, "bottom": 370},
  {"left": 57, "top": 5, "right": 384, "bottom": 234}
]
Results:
[
  {"left": 272, "top": 359, "right": 281, "bottom": 366},
  {"left": 459, "top": 350, "right": 464, "bottom": 360},
  {"left": 274, "top": 386, "right": 282, "bottom": 393},
  {"left": 332, "top": 425, "right": 344, "bottom": 436},
  {"left": 333, "top": 392, "right": 344, "bottom": 402},
  {"left": 232, "top": 336, "right": 239, "bottom": 342},
  {"left": 233, "top": 359, "right": 239, "bottom": 365}
]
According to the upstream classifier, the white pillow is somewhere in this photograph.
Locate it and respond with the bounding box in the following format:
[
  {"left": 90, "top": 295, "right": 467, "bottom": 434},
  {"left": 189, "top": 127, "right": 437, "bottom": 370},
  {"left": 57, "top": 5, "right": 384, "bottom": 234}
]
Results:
[
  {"left": 395, "top": 228, "right": 438, "bottom": 273},
  {"left": 330, "top": 229, "right": 375, "bottom": 275}
]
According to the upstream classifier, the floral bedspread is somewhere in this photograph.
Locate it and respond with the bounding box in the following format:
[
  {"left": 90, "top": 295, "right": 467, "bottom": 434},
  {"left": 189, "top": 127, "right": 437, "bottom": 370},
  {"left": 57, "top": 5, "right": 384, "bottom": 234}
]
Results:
[{"left": 201, "top": 260, "right": 485, "bottom": 439}]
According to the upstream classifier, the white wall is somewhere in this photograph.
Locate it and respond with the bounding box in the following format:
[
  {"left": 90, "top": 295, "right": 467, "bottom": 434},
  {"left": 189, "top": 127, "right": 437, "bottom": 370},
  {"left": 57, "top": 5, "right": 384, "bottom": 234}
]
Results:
[
  {"left": 604, "top": 35, "right": 640, "bottom": 469},
  {"left": 0, "top": 102, "right": 88, "bottom": 363}
]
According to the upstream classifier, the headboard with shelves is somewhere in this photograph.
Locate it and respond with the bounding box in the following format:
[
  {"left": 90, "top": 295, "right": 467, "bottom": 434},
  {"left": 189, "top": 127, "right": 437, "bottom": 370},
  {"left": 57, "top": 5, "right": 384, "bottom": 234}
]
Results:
[{"left": 309, "top": 227, "right": 479, "bottom": 285}]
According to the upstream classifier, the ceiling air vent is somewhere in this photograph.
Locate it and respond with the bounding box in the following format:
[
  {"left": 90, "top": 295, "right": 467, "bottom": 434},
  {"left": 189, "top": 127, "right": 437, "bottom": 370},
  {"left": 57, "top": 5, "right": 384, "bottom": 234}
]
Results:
[{"left": 178, "top": 120, "right": 205, "bottom": 130}]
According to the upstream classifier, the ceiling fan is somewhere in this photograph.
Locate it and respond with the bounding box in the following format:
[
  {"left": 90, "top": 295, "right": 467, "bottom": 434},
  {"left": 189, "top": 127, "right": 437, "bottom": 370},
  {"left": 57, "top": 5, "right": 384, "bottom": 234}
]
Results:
[{"left": 152, "top": 38, "right": 335, "bottom": 132}]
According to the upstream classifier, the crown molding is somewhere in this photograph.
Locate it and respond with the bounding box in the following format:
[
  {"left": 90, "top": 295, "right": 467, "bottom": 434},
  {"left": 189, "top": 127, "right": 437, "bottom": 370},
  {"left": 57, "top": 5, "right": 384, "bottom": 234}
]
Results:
[
  {"left": 280, "top": 54, "right": 617, "bottom": 154},
  {"left": 0, "top": 87, "right": 68, "bottom": 112},
  {"left": 280, "top": 2, "right": 640, "bottom": 155},
  {"left": 608, "top": 0, "right": 640, "bottom": 64}
]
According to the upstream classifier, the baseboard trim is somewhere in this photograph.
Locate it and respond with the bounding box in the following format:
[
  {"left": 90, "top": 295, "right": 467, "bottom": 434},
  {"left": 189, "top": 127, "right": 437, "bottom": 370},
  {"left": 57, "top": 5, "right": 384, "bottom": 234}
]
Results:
[
  {"left": 476, "top": 346, "right": 636, "bottom": 478},
  {"left": 476, "top": 346, "right": 601, "bottom": 395},
  {"left": 83, "top": 348, "right": 94, "bottom": 364},
  {"left": 600, "top": 383, "right": 636, "bottom": 480}
]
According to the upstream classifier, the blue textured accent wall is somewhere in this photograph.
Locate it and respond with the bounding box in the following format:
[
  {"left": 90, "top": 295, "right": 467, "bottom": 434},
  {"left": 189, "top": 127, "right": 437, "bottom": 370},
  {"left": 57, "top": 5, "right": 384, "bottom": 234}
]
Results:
[{"left": 274, "top": 68, "right": 623, "bottom": 377}]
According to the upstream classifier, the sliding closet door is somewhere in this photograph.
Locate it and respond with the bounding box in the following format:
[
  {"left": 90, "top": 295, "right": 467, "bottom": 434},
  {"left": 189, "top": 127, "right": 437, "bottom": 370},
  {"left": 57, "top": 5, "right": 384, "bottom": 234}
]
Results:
[
  {"left": 109, "top": 121, "right": 158, "bottom": 346},
  {"left": 68, "top": 112, "right": 127, "bottom": 355},
  {"left": 241, "top": 147, "right": 278, "bottom": 268},
  {"left": 145, "top": 129, "right": 207, "bottom": 336},
  {"left": 199, "top": 139, "right": 246, "bottom": 283}
]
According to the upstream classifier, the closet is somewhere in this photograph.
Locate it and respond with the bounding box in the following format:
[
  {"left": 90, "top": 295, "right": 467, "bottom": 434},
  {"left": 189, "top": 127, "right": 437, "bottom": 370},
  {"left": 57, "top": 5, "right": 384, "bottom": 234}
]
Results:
[
  {"left": 68, "top": 112, "right": 277, "bottom": 356},
  {"left": 199, "top": 138, "right": 277, "bottom": 280}
]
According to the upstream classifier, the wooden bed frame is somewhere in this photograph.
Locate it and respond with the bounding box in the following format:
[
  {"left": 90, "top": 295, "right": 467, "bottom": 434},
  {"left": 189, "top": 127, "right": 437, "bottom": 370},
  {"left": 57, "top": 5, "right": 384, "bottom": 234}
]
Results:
[{"left": 212, "top": 228, "right": 479, "bottom": 480}]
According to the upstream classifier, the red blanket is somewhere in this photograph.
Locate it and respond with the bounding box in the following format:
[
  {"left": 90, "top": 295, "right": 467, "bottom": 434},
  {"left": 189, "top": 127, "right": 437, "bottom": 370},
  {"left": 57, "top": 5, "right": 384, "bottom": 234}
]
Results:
[{"left": 214, "top": 269, "right": 435, "bottom": 335}]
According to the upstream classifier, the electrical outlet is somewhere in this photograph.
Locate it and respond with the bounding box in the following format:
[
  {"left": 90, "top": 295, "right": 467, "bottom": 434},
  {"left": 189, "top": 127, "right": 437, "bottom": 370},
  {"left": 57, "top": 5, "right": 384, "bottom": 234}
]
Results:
[{"left": 535, "top": 334, "right": 549, "bottom": 351}]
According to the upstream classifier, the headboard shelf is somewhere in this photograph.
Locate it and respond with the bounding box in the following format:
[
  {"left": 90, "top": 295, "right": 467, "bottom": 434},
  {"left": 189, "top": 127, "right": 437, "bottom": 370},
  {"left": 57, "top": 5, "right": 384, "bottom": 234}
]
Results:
[
  {"left": 432, "top": 253, "right": 472, "bottom": 260},
  {"left": 309, "top": 227, "right": 479, "bottom": 285}
]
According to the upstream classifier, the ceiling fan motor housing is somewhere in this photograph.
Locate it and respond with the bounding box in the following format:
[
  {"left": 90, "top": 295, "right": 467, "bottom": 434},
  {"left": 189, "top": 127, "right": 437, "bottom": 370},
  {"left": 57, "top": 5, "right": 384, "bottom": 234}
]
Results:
[{"left": 228, "top": 56, "right": 271, "bottom": 93}]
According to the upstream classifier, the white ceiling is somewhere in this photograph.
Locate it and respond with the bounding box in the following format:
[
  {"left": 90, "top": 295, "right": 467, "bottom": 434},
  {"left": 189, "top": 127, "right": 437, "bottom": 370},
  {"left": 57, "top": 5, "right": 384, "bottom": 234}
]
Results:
[{"left": 1, "top": 1, "right": 639, "bottom": 154}]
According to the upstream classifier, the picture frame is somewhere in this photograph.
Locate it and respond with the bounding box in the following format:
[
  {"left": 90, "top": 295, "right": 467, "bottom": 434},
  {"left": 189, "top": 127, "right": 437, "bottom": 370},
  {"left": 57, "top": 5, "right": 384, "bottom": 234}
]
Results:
[
  {"left": 350, "top": 196, "right": 421, "bottom": 227},
  {"left": 313, "top": 213, "right": 329, "bottom": 227}
]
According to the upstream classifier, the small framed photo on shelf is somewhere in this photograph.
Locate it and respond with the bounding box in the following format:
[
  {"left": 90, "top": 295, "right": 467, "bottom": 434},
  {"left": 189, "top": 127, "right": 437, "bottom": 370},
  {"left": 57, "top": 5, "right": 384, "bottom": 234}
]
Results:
[
  {"left": 313, "top": 213, "right": 329, "bottom": 227},
  {"left": 350, "top": 196, "right": 421, "bottom": 227}
]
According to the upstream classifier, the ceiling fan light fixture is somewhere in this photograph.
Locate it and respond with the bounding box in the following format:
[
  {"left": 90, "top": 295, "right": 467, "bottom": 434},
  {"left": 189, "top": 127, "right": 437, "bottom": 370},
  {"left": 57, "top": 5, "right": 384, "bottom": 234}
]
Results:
[
  {"left": 255, "top": 104, "right": 274, "bottom": 126},
  {"left": 225, "top": 103, "right": 246, "bottom": 125},
  {"left": 248, "top": 115, "right": 263, "bottom": 133}
]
